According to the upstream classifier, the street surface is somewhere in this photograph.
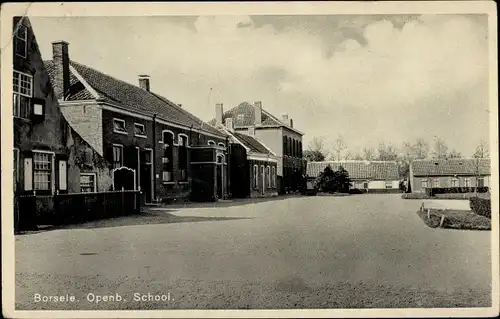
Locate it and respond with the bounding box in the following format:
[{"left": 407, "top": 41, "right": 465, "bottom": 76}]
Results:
[{"left": 15, "top": 194, "right": 491, "bottom": 309}]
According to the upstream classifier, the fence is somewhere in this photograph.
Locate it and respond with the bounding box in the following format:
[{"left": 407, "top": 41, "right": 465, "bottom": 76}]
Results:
[{"left": 15, "top": 190, "right": 141, "bottom": 232}]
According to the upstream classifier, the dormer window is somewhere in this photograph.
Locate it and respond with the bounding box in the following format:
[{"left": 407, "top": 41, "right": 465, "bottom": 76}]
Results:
[
  {"left": 208, "top": 140, "right": 216, "bottom": 146},
  {"left": 134, "top": 123, "right": 146, "bottom": 137},
  {"left": 14, "top": 24, "right": 27, "bottom": 58},
  {"left": 113, "top": 118, "right": 127, "bottom": 134}
]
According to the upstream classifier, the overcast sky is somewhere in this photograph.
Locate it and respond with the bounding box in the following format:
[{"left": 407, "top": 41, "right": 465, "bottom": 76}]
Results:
[{"left": 30, "top": 14, "right": 490, "bottom": 157}]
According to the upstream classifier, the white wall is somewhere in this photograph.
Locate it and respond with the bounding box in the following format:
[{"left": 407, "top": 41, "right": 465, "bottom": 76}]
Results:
[{"left": 254, "top": 127, "right": 284, "bottom": 176}]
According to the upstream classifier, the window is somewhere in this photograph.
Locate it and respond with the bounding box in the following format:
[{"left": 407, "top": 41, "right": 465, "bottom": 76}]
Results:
[
  {"left": 271, "top": 166, "right": 276, "bottom": 188},
  {"left": 385, "top": 181, "right": 393, "bottom": 189},
  {"left": 478, "top": 177, "right": 485, "bottom": 188},
  {"left": 113, "top": 119, "right": 127, "bottom": 134},
  {"left": 451, "top": 177, "right": 459, "bottom": 187},
  {"left": 178, "top": 135, "right": 188, "bottom": 180},
  {"left": 112, "top": 144, "right": 123, "bottom": 169},
  {"left": 288, "top": 137, "right": 292, "bottom": 156},
  {"left": 266, "top": 166, "right": 271, "bottom": 188},
  {"left": 134, "top": 123, "right": 146, "bottom": 137},
  {"left": 33, "top": 152, "right": 52, "bottom": 191},
  {"left": 363, "top": 181, "right": 369, "bottom": 189},
  {"left": 464, "top": 177, "right": 471, "bottom": 187},
  {"left": 163, "top": 132, "right": 174, "bottom": 182},
  {"left": 433, "top": 178, "right": 440, "bottom": 188},
  {"left": 218, "top": 142, "right": 225, "bottom": 148},
  {"left": 421, "top": 179, "right": 428, "bottom": 188},
  {"left": 208, "top": 140, "right": 216, "bottom": 146},
  {"left": 253, "top": 165, "right": 258, "bottom": 188},
  {"left": 13, "top": 149, "right": 19, "bottom": 190},
  {"left": 80, "top": 174, "right": 96, "bottom": 193},
  {"left": 283, "top": 137, "right": 288, "bottom": 156},
  {"left": 58, "top": 160, "right": 67, "bottom": 191},
  {"left": 14, "top": 24, "right": 27, "bottom": 58},
  {"left": 299, "top": 141, "right": 302, "bottom": 158},
  {"left": 13, "top": 71, "right": 33, "bottom": 119},
  {"left": 237, "top": 114, "right": 245, "bottom": 123}
]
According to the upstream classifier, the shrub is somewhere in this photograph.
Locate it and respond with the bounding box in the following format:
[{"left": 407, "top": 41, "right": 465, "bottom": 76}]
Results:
[{"left": 470, "top": 196, "right": 492, "bottom": 218}]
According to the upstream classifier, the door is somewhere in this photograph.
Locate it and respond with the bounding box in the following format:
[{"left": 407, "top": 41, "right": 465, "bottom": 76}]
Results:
[
  {"left": 140, "top": 149, "right": 153, "bottom": 203},
  {"left": 216, "top": 164, "right": 223, "bottom": 199}
]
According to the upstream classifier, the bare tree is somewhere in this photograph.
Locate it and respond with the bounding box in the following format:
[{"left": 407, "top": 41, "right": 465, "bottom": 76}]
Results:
[
  {"left": 448, "top": 149, "right": 462, "bottom": 159},
  {"left": 331, "top": 134, "right": 348, "bottom": 161},
  {"left": 377, "top": 142, "right": 398, "bottom": 161},
  {"left": 473, "top": 139, "right": 489, "bottom": 158},
  {"left": 362, "top": 147, "right": 376, "bottom": 161},
  {"left": 304, "top": 137, "right": 329, "bottom": 162},
  {"left": 414, "top": 138, "right": 429, "bottom": 159},
  {"left": 432, "top": 137, "right": 449, "bottom": 159}
]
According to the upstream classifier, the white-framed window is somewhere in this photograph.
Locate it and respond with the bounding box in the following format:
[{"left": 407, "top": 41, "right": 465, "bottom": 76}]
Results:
[
  {"left": 451, "top": 177, "right": 459, "bottom": 187},
  {"left": 13, "top": 71, "right": 33, "bottom": 119},
  {"left": 14, "top": 24, "right": 27, "bottom": 58},
  {"left": 478, "top": 177, "right": 485, "bottom": 188},
  {"left": 237, "top": 114, "right": 245, "bottom": 122},
  {"left": 208, "top": 140, "right": 216, "bottom": 146},
  {"left": 113, "top": 118, "right": 127, "bottom": 134},
  {"left": 178, "top": 134, "right": 188, "bottom": 181},
  {"left": 271, "top": 166, "right": 276, "bottom": 188},
  {"left": 218, "top": 142, "right": 225, "bottom": 148},
  {"left": 363, "top": 181, "right": 369, "bottom": 189},
  {"left": 162, "top": 171, "right": 172, "bottom": 182},
  {"left": 464, "top": 177, "right": 471, "bottom": 187},
  {"left": 385, "top": 181, "right": 393, "bottom": 189},
  {"left": 421, "top": 179, "right": 428, "bottom": 188},
  {"left": 266, "top": 166, "right": 271, "bottom": 187},
  {"left": 162, "top": 132, "right": 174, "bottom": 182},
  {"left": 80, "top": 173, "right": 96, "bottom": 193},
  {"left": 33, "top": 152, "right": 52, "bottom": 191},
  {"left": 253, "top": 165, "right": 258, "bottom": 188},
  {"left": 433, "top": 178, "right": 440, "bottom": 188},
  {"left": 134, "top": 123, "right": 146, "bottom": 137},
  {"left": 112, "top": 144, "right": 123, "bottom": 169}
]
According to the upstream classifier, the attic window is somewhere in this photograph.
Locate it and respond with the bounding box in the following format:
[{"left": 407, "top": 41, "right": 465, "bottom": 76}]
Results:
[
  {"left": 14, "top": 24, "right": 27, "bottom": 58},
  {"left": 134, "top": 123, "right": 146, "bottom": 137},
  {"left": 237, "top": 114, "right": 245, "bottom": 122},
  {"left": 113, "top": 118, "right": 127, "bottom": 134}
]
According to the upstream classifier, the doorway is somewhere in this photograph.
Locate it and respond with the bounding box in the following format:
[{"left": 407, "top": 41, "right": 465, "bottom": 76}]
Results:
[
  {"left": 140, "top": 149, "right": 153, "bottom": 203},
  {"left": 216, "top": 155, "right": 224, "bottom": 199},
  {"left": 260, "top": 165, "right": 265, "bottom": 196}
]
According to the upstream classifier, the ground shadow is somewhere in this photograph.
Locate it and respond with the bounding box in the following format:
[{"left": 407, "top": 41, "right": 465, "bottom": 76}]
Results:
[{"left": 17, "top": 209, "right": 253, "bottom": 234}]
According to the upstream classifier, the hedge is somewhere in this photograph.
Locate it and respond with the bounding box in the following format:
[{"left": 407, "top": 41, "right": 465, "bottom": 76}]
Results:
[{"left": 470, "top": 196, "right": 492, "bottom": 219}]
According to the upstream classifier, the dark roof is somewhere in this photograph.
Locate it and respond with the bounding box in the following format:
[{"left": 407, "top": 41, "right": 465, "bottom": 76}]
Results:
[
  {"left": 307, "top": 161, "right": 400, "bottom": 180},
  {"left": 209, "top": 102, "right": 286, "bottom": 127},
  {"left": 232, "top": 131, "right": 272, "bottom": 155},
  {"left": 44, "top": 60, "right": 224, "bottom": 137},
  {"left": 410, "top": 158, "right": 491, "bottom": 176}
]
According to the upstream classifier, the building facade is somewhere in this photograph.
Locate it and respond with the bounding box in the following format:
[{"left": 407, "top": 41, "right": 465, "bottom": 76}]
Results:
[
  {"left": 45, "top": 41, "right": 228, "bottom": 203},
  {"left": 307, "top": 160, "right": 400, "bottom": 193},
  {"left": 216, "top": 119, "right": 279, "bottom": 198},
  {"left": 409, "top": 158, "right": 491, "bottom": 193},
  {"left": 210, "top": 101, "right": 305, "bottom": 194},
  {"left": 12, "top": 17, "right": 112, "bottom": 198}
]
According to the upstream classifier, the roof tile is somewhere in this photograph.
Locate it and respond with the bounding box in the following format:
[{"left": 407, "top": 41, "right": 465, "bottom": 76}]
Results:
[
  {"left": 410, "top": 158, "right": 490, "bottom": 176},
  {"left": 307, "top": 161, "right": 400, "bottom": 180}
]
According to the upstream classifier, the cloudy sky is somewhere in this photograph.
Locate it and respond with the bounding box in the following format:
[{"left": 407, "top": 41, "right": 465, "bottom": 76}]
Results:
[{"left": 30, "top": 14, "right": 490, "bottom": 157}]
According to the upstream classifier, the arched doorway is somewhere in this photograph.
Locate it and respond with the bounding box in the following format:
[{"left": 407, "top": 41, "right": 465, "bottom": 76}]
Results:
[{"left": 113, "top": 167, "right": 136, "bottom": 191}]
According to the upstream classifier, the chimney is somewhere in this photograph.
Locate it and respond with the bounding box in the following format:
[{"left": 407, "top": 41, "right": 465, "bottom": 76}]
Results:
[
  {"left": 225, "top": 117, "right": 234, "bottom": 132},
  {"left": 282, "top": 113, "right": 289, "bottom": 124},
  {"left": 52, "top": 41, "right": 70, "bottom": 100},
  {"left": 248, "top": 126, "right": 255, "bottom": 136},
  {"left": 289, "top": 118, "right": 293, "bottom": 128},
  {"left": 178, "top": 104, "right": 182, "bottom": 108},
  {"left": 215, "top": 103, "right": 224, "bottom": 125},
  {"left": 138, "top": 75, "right": 150, "bottom": 91},
  {"left": 254, "top": 101, "right": 262, "bottom": 125}
]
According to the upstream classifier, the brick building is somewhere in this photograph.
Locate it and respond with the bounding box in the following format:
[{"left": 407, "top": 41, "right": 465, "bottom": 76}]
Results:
[
  {"left": 45, "top": 41, "right": 228, "bottom": 203},
  {"left": 209, "top": 101, "right": 305, "bottom": 194},
  {"left": 215, "top": 119, "right": 279, "bottom": 198},
  {"left": 12, "top": 17, "right": 112, "bottom": 196},
  {"left": 409, "top": 158, "right": 491, "bottom": 193},
  {"left": 307, "top": 160, "right": 400, "bottom": 193}
]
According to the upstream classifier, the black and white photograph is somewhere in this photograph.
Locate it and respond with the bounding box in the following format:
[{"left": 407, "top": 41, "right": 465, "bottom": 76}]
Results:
[{"left": 1, "top": 1, "right": 498, "bottom": 318}]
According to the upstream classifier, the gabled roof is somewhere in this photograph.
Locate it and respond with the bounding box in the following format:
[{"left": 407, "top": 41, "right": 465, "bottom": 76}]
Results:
[
  {"left": 232, "top": 131, "right": 273, "bottom": 155},
  {"left": 208, "top": 102, "right": 304, "bottom": 135},
  {"left": 410, "top": 158, "right": 491, "bottom": 176},
  {"left": 44, "top": 60, "right": 224, "bottom": 138},
  {"left": 307, "top": 160, "right": 400, "bottom": 180}
]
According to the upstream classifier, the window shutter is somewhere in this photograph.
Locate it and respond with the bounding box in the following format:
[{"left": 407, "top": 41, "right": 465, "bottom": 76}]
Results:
[
  {"left": 24, "top": 158, "right": 32, "bottom": 191},
  {"left": 58, "top": 160, "right": 67, "bottom": 191}
]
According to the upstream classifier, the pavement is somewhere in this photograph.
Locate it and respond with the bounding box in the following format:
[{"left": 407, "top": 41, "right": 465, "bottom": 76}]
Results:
[{"left": 15, "top": 194, "right": 492, "bottom": 309}]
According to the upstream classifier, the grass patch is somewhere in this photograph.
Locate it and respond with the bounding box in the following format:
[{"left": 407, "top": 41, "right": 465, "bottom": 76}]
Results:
[{"left": 416, "top": 209, "right": 491, "bottom": 230}]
